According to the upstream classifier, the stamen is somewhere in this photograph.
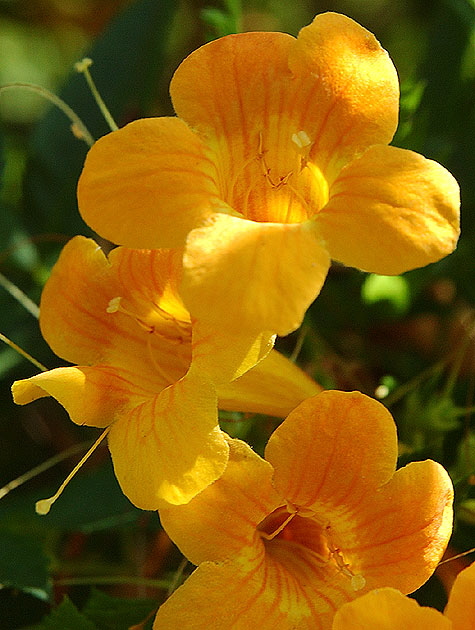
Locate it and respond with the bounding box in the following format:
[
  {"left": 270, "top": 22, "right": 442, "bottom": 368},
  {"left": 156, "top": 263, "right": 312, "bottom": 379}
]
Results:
[
  {"left": 106, "top": 297, "right": 154, "bottom": 333},
  {"left": 35, "top": 427, "right": 110, "bottom": 515},
  {"left": 257, "top": 132, "right": 293, "bottom": 190},
  {"left": 260, "top": 509, "right": 297, "bottom": 541},
  {"left": 325, "top": 525, "right": 366, "bottom": 591},
  {"left": 292, "top": 130, "right": 311, "bottom": 150},
  {"left": 107, "top": 296, "right": 190, "bottom": 342}
]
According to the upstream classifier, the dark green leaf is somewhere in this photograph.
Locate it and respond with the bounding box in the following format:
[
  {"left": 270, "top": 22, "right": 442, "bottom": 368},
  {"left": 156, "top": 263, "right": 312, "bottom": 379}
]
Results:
[
  {"left": 82, "top": 589, "right": 156, "bottom": 630},
  {"left": 0, "top": 531, "right": 50, "bottom": 591},
  {"left": 26, "top": 597, "right": 98, "bottom": 630}
]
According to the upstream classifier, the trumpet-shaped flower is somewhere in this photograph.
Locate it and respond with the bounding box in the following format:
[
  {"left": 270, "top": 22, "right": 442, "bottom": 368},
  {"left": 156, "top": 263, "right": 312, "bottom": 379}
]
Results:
[
  {"left": 153, "top": 391, "right": 453, "bottom": 629},
  {"left": 332, "top": 561, "right": 475, "bottom": 629},
  {"left": 77, "top": 12, "right": 460, "bottom": 337},
  {"left": 11, "top": 236, "right": 320, "bottom": 509}
]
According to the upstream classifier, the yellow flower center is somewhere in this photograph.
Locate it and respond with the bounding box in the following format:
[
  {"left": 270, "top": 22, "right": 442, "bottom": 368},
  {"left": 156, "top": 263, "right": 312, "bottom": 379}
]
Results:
[
  {"left": 106, "top": 296, "right": 191, "bottom": 344},
  {"left": 257, "top": 505, "right": 365, "bottom": 591},
  {"left": 106, "top": 295, "right": 192, "bottom": 385},
  {"left": 216, "top": 130, "right": 329, "bottom": 224}
]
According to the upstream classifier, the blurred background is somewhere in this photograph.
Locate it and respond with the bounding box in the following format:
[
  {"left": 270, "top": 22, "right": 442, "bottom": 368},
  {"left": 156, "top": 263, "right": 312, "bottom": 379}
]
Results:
[{"left": 0, "top": 0, "right": 474, "bottom": 628}]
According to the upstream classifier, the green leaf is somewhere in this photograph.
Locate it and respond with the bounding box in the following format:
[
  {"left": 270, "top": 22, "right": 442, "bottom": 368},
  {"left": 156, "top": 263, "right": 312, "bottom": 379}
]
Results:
[
  {"left": 82, "top": 589, "right": 157, "bottom": 630},
  {"left": 23, "top": 0, "right": 178, "bottom": 237},
  {"left": 201, "top": 0, "right": 243, "bottom": 39},
  {"left": 28, "top": 597, "right": 98, "bottom": 630},
  {"left": 0, "top": 531, "right": 50, "bottom": 592},
  {"left": 361, "top": 274, "right": 411, "bottom": 318}
]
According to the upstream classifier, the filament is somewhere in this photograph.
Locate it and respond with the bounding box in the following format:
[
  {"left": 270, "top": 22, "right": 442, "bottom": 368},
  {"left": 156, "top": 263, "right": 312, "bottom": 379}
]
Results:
[{"left": 35, "top": 427, "right": 110, "bottom": 515}]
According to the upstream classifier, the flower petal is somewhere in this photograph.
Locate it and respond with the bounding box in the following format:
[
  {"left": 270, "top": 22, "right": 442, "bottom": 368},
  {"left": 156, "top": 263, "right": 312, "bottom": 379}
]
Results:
[
  {"left": 182, "top": 214, "right": 330, "bottom": 336},
  {"left": 108, "top": 374, "right": 228, "bottom": 509},
  {"left": 171, "top": 13, "right": 398, "bottom": 186},
  {"left": 444, "top": 561, "right": 475, "bottom": 630},
  {"left": 336, "top": 460, "right": 453, "bottom": 594},
  {"left": 170, "top": 30, "right": 295, "bottom": 170},
  {"left": 77, "top": 118, "right": 221, "bottom": 249},
  {"left": 191, "top": 321, "right": 275, "bottom": 385},
  {"left": 217, "top": 348, "right": 322, "bottom": 418},
  {"left": 332, "top": 588, "right": 450, "bottom": 630},
  {"left": 318, "top": 145, "right": 460, "bottom": 274},
  {"left": 39, "top": 236, "right": 191, "bottom": 391},
  {"left": 12, "top": 366, "right": 148, "bottom": 428},
  {"left": 158, "top": 438, "right": 279, "bottom": 564},
  {"left": 153, "top": 555, "right": 352, "bottom": 630},
  {"left": 265, "top": 391, "right": 398, "bottom": 511},
  {"left": 288, "top": 13, "right": 399, "bottom": 175}
]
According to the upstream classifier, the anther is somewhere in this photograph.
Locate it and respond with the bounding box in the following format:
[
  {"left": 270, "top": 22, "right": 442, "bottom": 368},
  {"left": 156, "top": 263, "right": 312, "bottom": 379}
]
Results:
[
  {"left": 292, "top": 130, "right": 311, "bottom": 150},
  {"left": 106, "top": 297, "right": 154, "bottom": 333}
]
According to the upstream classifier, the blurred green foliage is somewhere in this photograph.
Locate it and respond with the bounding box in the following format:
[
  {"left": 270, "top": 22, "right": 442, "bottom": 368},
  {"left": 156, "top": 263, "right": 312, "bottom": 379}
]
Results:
[{"left": 0, "top": 0, "right": 474, "bottom": 627}]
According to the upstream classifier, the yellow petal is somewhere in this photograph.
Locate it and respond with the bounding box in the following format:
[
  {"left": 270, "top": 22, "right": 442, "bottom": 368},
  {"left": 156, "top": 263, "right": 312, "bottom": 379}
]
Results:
[
  {"left": 265, "top": 391, "right": 453, "bottom": 595},
  {"left": 171, "top": 30, "right": 292, "bottom": 140},
  {"left": 318, "top": 145, "right": 460, "bottom": 274},
  {"left": 77, "top": 118, "right": 221, "bottom": 248},
  {"left": 171, "top": 13, "right": 398, "bottom": 192},
  {"left": 289, "top": 12, "right": 399, "bottom": 176},
  {"left": 265, "top": 391, "right": 398, "bottom": 509},
  {"left": 217, "top": 347, "right": 322, "bottom": 418},
  {"left": 191, "top": 320, "right": 275, "bottom": 385},
  {"left": 39, "top": 236, "right": 192, "bottom": 390},
  {"left": 444, "top": 561, "right": 475, "bottom": 630},
  {"left": 338, "top": 460, "right": 453, "bottom": 594},
  {"left": 12, "top": 366, "right": 149, "bottom": 428},
  {"left": 154, "top": 552, "right": 357, "bottom": 630},
  {"left": 158, "top": 438, "right": 279, "bottom": 565},
  {"left": 332, "top": 588, "right": 451, "bottom": 630},
  {"left": 182, "top": 214, "right": 330, "bottom": 336},
  {"left": 108, "top": 374, "right": 228, "bottom": 509}
]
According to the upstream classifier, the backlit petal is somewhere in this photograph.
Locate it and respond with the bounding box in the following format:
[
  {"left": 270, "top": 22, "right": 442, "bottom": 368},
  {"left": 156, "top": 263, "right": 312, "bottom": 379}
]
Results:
[
  {"left": 332, "top": 588, "right": 450, "bottom": 629},
  {"left": 190, "top": 320, "right": 275, "bottom": 385},
  {"left": 265, "top": 391, "right": 398, "bottom": 510},
  {"left": 39, "top": 236, "right": 191, "bottom": 391},
  {"left": 444, "top": 561, "right": 475, "bottom": 630},
  {"left": 171, "top": 13, "right": 398, "bottom": 188},
  {"left": 170, "top": 31, "right": 295, "bottom": 189},
  {"left": 12, "top": 366, "right": 148, "bottom": 428},
  {"left": 78, "top": 118, "right": 222, "bottom": 249},
  {"left": 108, "top": 374, "right": 228, "bottom": 509},
  {"left": 335, "top": 460, "right": 453, "bottom": 594},
  {"left": 158, "top": 438, "right": 279, "bottom": 565},
  {"left": 217, "top": 348, "right": 322, "bottom": 417},
  {"left": 318, "top": 145, "right": 460, "bottom": 274},
  {"left": 182, "top": 215, "right": 330, "bottom": 336},
  {"left": 288, "top": 13, "right": 399, "bottom": 176}
]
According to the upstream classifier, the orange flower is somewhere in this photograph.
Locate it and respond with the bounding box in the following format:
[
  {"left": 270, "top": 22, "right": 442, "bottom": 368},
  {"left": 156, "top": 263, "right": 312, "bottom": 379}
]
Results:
[
  {"left": 78, "top": 12, "right": 460, "bottom": 337},
  {"left": 12, "top": 236, "right": 320, "bottom": 509},
  {"left": 153, "top": 391, "right": 453, "bottom": 629},
  {"left": 332, "top": 561, "right": 475, "bottom": 629}
]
